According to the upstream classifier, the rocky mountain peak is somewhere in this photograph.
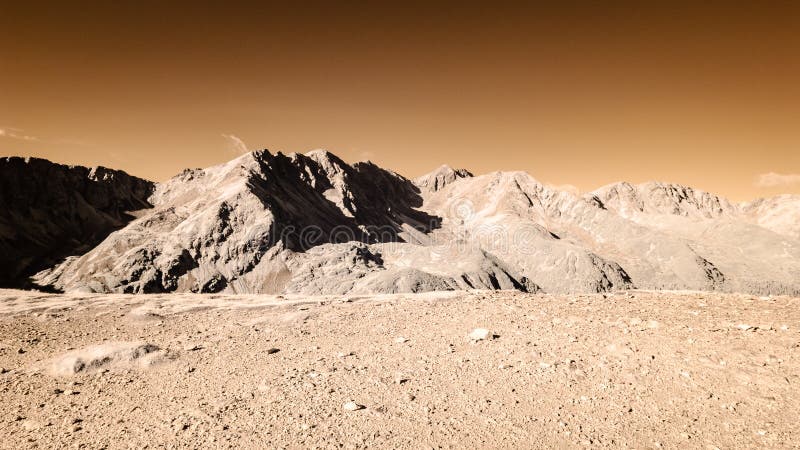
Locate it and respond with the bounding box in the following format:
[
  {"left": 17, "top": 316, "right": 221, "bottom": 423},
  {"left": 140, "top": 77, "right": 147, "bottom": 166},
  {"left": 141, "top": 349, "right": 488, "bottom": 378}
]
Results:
[
  {"left": 593, "top": 181, "right": 737, "bottom": 219},
  {"left": 415, "top": 164, "right": 473, "bottom": 192}
]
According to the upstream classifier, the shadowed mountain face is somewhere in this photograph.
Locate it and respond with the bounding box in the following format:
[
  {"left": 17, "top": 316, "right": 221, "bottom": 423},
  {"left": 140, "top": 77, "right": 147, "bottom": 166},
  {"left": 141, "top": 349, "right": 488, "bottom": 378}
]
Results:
[
  {"left": 2, "top": 150, "right": 799, "bottom": 295},
  {"left": 244, "top": 151, "right": 441, "bottom": 250},
  {"left": 0, "top": 157, "right": 154, "bottom": 287}
]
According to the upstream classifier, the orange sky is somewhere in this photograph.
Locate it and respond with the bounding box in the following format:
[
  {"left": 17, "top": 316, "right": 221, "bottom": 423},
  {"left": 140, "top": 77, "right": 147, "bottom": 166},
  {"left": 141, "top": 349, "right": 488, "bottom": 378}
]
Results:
[{"left": 1, "top": 1, "right": 799, "bottom": 200}]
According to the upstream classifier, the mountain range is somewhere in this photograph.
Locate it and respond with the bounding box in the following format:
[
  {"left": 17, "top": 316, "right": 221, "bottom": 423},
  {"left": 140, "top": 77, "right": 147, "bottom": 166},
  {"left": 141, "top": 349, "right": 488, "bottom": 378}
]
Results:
[{"left": 2, "top": 151, "right": 798, "bottom": 295}]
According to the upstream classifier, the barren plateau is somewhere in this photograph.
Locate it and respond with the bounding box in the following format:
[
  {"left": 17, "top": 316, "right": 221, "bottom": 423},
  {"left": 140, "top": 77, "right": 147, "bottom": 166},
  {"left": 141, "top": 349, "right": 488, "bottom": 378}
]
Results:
[{"left": 1, "top": 289, "right": 798, "bottom": 449}]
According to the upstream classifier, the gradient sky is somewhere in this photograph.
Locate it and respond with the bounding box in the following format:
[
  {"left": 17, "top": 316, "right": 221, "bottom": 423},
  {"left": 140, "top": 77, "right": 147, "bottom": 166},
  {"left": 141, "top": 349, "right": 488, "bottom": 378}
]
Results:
[{"left": 1, "top": 1, "right": 799, "bottom": 200}]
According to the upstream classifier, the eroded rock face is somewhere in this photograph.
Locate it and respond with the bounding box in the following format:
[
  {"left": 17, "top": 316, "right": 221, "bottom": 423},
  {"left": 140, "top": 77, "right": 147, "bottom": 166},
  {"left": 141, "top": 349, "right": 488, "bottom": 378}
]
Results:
[
  {"left": 6, "top": 150, "right": 800, "bottom": 296},
  {"left": 415, "top": 165, "right": 473, "bottom": 192},
  {"left": 591, "top": 181, "right": 739, "bottom": 219},
  {"left": 34, "top": 150, "right": 447, "bottom": 294},
  {"left": 0, "top": 157, "right": 154, "bottom": 286}
]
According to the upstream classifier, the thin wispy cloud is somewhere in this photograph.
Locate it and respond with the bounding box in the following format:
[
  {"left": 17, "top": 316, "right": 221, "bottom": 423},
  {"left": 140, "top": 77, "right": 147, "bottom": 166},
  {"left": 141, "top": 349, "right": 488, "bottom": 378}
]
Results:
[
  {"left": 755, "top": 172, "right": 800, "bottom": 188},
  {"left": 0, "top": 127, "right": 40, "bottom": 141},
  {"left": 222, "top": 133, "right": 248, "bottom": 155}
]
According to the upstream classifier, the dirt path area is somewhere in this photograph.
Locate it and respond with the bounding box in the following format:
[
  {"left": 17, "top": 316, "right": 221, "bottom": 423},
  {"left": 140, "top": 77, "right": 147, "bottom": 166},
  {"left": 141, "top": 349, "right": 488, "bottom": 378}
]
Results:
[{"left": 0, "top": 289, "right": 798, "bottom": 448}]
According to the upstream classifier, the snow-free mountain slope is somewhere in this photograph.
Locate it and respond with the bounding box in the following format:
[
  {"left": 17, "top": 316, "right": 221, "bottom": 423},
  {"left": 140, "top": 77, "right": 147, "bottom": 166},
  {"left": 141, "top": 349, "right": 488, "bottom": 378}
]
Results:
[
  {"left": 414, "top": 164, "right": 473, "bottom": 192},
  {"left": 36, "top": 151, "right": 530, "bottom": 294},
  {"left": 591, "top": 181, "right": 738, "bottom": 219},
  {"left": 741, "top": 194, "right": 800, "bottom": 240},
  {"left": 39, "top": 150, "right": 417, "bottom": 293},
  {"left": 0, "top": 156, "right": 153, "bottom": 286},
  {"left": 3, "top": 149, "right": 797, "bottom": 295}
]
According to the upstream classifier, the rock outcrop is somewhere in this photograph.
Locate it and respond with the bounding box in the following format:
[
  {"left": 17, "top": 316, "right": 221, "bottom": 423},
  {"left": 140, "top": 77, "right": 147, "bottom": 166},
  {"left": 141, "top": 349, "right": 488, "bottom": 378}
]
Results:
[{"left": 0, "top": 157, "right": 154, "bottom": 287}]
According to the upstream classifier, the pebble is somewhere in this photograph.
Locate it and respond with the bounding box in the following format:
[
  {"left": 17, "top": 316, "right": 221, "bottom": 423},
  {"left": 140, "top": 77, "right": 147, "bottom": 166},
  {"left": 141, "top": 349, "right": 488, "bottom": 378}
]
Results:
[
  {"left": 22, "top": 420, "right": 42, "bottom": 431},
  {"left": 468, "top": 328, "right": 492, "bottom": 341},
  {"left": 343, "top": 401, "right": 365, "bottom": 411}
]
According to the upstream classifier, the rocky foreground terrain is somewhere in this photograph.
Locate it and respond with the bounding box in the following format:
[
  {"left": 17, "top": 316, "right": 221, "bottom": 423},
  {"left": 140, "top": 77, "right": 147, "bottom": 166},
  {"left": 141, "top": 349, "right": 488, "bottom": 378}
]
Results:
[{"left": 1, "top": 289, "right": 798, "bottom": 448}]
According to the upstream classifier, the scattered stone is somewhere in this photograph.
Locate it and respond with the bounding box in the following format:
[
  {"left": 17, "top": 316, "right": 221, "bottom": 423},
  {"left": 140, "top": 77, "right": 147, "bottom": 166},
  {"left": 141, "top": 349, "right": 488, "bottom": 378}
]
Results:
[{"left": 343, "top": 401, "right": 365, "bottom": 411}]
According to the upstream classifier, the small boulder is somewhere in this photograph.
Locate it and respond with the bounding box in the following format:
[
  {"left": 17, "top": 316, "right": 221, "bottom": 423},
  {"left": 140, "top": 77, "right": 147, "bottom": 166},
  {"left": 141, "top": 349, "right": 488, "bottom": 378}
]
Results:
[
  {"left": 343, "top": 401, "right": 365, "bottom": 411},
  {"left": 468, "top": 328, "right": 492, "bottom": 341}
]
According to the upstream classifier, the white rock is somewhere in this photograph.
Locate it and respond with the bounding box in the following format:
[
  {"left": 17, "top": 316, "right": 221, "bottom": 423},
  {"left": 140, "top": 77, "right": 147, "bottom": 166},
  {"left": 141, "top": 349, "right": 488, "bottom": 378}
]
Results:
[
  {"left": 343, "top": 401, "right": 365, "bottom": 411},
  {"left": 468, "top": 328, "right": 492, "bottom": 341}
]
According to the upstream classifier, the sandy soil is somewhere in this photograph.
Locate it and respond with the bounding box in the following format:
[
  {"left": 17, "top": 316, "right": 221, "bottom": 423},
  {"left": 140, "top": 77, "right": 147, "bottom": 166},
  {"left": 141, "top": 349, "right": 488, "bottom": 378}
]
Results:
[{"left": 0, "top": 289, "right": 798, "bottom": 449}]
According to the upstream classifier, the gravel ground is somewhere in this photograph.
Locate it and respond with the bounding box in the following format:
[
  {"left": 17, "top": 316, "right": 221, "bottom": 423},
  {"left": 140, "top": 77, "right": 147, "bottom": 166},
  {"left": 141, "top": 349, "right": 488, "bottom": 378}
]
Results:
[{"left": 0, "top": 289, "right": 798, "bottom": 449}]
